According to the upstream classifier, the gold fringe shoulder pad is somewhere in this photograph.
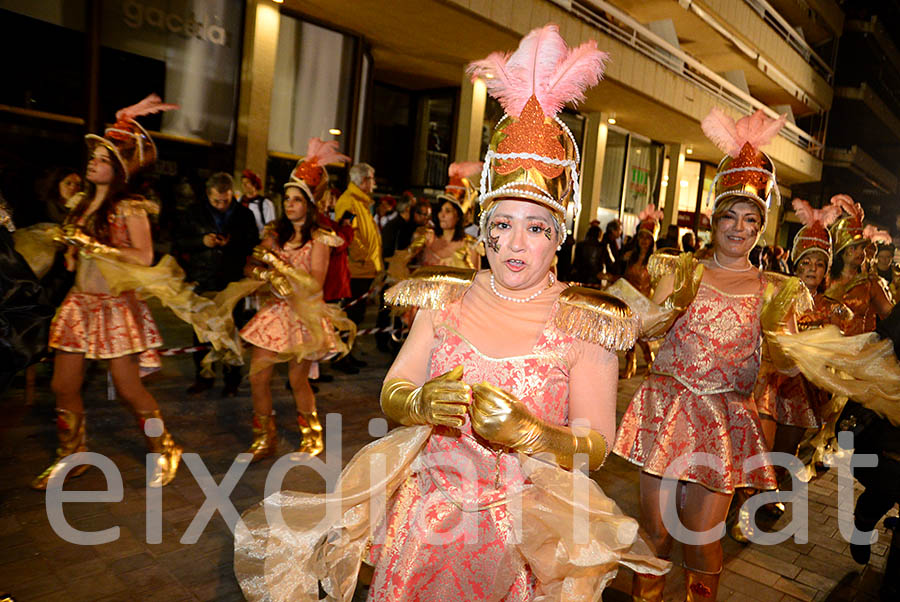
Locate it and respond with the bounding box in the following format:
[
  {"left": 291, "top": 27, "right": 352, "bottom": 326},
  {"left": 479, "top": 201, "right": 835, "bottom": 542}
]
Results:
[
  {"left": 117, "top": 197, "right": 160, "bottom": 217},
  {"left": 313, "top": 227, "right": 345, "bottom": 247},
  {"left": 384, "top": 266, "right": 477, "bottom": 309},
  {"left": 552, "top": 286, "right": 640, "bottom": 351},
  {"left": 648, "top": 249, "right": 693, "bottom": 289}
]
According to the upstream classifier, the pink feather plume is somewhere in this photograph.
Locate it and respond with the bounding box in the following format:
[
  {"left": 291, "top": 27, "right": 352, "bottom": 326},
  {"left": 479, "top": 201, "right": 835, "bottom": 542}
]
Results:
[
  {"left": 829, "top": 194, "right": 864, "bottom": 221},
  {"left": 467, "top": 24, "right": 607, "bottom": 117},
  {"left": 305, "top": 138, "right": 350, "bottom": 166},
  {"left": 863, "top": 225, "right": 892, "bottom": 244},
  {"left": 449, "top": 162, "right": 483, "bottom": 179},
  {"left": 637, "top": 203, "right": 663, "bottom": 222},
  {"left": 792, "top": 198, "right": 842, "bottom": 228},
  {"left": 701, "top": 107, "right": 786, "bottom": 158},
  {"left": 116, "top": 94, "right": 179, "bottom": 121}
]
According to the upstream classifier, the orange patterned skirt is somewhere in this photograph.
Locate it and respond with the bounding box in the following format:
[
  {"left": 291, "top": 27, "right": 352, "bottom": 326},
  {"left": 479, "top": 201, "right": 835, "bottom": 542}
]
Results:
[
  {"left": 49, "top": 291, "right": 162, "bottom": 369},
  {"left": 754, "top": 369, "right": 822, "bottom": 429},
  {"left": 240, "top": 298, "right": 340, "bottom": 360},
  {"left": 614, "top": 374, "right": 777, "bottom": 493}
]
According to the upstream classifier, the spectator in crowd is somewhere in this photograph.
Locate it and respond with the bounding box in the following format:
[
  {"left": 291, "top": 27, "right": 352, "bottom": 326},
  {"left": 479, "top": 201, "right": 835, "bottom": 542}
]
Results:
[
  {"left": 556, "top": 231, "right": 575, "bottom": 281},
  {"left": 334, "top": 163, "right": 382, "bottom": 367},
  {"left": 681, "top": 231, "right": 696, "bottom": 254},
  {"left": 773, "top": 245, "right": 790, "bottom": 273},
  {"left": 239, "top": 169, "right": 276, "bottom": 236},
  {"left": 572, "top": 224, "right": 605, "bottom": 285},
  {"left": 658, "top": 224, "right": 680, "bottom": 250},
  {"left": 375, "top": 195, "right": 397, "bottom": 230},
  {"left": 175, "top": 172, "right": 259, "bottom": 396},
  {"left": 875, "top": 242, "right": 896, "bottom": 282},
  {"left": 599, "top": 218, "right": 623, "bottom": 274},
  {"left": 37, "top": 167, "right": 83, "bottom": 224},
  {"left": 381, "top": 196, "right": 413, "bottom": 260}
]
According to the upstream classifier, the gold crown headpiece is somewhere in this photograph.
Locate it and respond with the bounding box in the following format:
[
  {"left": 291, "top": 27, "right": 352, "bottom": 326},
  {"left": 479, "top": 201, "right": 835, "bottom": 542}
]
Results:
[
  {"left": 636, "top": 203, "right": 664, "bottom": 239},
  {"left": 466, "top": 24, "right": 608, "bottom": 244},
  {"left": 84, "top": 94, "right": 178, "bottom": 182},
  {"left": 790, "top": 198, "right": 841, "bottom": 266},
  {"left": 828, "top": 194, "right": 865, "bottom": 256},
  {"left": 701, "top": 107, "right": 787, "bottom": 224},
  {"left": 288, "top": 137, "right": 350, "bottom": 207},
  {"left": 444, "top": 161, "right": 483, "bottom": 214}
]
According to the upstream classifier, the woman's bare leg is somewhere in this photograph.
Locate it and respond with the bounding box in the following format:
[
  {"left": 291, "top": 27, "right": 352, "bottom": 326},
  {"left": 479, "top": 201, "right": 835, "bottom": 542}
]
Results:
[
  {"left": 249, "top": 347, "right": 278, "bottom": 417},
  {"left": 51, "top": 352, "right": 86, "bottom": 413}
]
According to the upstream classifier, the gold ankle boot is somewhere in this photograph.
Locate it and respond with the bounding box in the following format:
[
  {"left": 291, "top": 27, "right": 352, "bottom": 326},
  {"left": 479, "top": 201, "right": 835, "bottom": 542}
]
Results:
[
  {"left": 685, "top": 567, "right": 720, "bottom": 601},
  {"left": 624, "top": 349, "right": 637, "bottom": 379},
  {"left": 246, "top": 412, "right": 277, "bottom": 462},
  {"left": 297, "top": 410, "right": 324, "bottom": 457},
  {"left": 138, "top": 410, "right": 183, "bottom": 487},
  {"left": 632, "top": 570, "right": 666, "bottom": 601},
  {"left": 31, "top": 409, "right": 89, "bottom": 490}
]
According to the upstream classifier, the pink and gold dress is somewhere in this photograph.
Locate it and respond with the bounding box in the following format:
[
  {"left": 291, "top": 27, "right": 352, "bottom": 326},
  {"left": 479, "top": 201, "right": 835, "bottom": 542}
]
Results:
[
  {"left": 826, "top": 273, "right": 889, "bottom": 335},
  {"left": 49, "top": 198, "right": 162, "bottom": 369},
  {"left": 614, "top": 279, "right": 777, "bottom": 493},
  {"left": 234, "top": 273, "right": 668, "bottom": 601},
  {"left": 754, "top": 293, "right": 852, "bottom": 428},
  {"left": 240, "top": 237, "right": 343, "bottom": 359}
]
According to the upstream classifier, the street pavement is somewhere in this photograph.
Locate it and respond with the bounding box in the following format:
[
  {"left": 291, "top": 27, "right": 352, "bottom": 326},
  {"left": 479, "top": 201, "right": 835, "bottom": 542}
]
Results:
[{"left": 0, "top": 300, "right": 894, "bottom": 601}]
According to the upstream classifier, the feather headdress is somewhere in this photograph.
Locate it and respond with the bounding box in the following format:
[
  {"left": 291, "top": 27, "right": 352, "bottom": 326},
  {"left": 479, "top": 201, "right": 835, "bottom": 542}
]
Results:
[
  {"left": 863, "top": 225, "right": 892, "bottom": 245},
  {"left": 792, "top": 198, "right": 841, "bottom": 228},
  {"left": 305, "top": 138, "right": 351, "bottom": 168},
  {"left": 829, "top": 194, "right": 866, "bottom": 255},
  {"left": 701, "top": 107, "right": 786, "bottom": 158},
  {"left": 829, "top": 194, "right": 864, "bottom": 221},
  {"left": 790, "top": 198, "right": 839, "bottom": 264},
  {"left": 637, "top": 203, "right": 664, "bottom": 223},
  {"left": 291, "top": 138, "right": 350, "bottom": 194},
  {"left": 115, "top": 94, "right": 179, "bottom": 122},
  {"left": 448, "top": 162, "right": 483, "bottom": 180},
  {"left": 466, "top": 24, "right": 608, "bottom": 118}
]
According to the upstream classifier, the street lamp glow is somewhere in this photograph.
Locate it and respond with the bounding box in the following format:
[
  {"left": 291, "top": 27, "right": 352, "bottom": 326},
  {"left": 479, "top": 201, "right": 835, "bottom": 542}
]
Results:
[{"left": 329, "top": 128, "right": 342, "bottom": 136}]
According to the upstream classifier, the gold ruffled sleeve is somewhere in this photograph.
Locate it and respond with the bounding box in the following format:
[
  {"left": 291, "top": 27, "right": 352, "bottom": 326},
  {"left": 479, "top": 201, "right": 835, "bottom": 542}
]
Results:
[
  {"left": 774, "top": 325, "right": 900, "bottom": 427},
  {"left": 551, "top": 286, "right": 639, "bottom": 351},
  {"left": 116, "top": 197, "right": 161, "bottom": 218},
  {"left": 12, "top": 223, "right": 65, "bottom": 278},
  {"left": 313, "top": 228, "right": 345, "bottom": 248},
  {"left": 383, "top": 265, "right": 476, "bottom": 310},
  {"left": 647, "top": 249, "right": 684, "bottom": 289}
]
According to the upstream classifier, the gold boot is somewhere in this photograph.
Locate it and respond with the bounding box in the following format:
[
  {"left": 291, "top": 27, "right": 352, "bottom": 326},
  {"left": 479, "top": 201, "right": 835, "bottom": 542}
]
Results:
[
  {"left": 31, "top": 409, "right": 89, "bottom": 490},
  {"left": 624, "top": 348, "right": 637, "bottom": 379},
  {"left": 632, "top": 570, "right": 666, "bottom": 601},
  {"left": 246, "top": 412, "right": 277, "bottom": 462},
  {"left": 685, "top": 567, "right": 720, "bottom": 601},
  {"left": 297, "top": 410, "right": 324, "bottom": 457},
  {"left": 138, "top": 410, "right": 183, "bottom": 487}
]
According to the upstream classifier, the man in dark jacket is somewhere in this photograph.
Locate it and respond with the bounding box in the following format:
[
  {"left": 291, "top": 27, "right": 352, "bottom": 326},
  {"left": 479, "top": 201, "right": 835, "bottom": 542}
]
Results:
[
  {"left": 572, "top": 224, "right": 605, "bottom": 284},
  {"left": 175, "top": 172, "right": 259, "bottom": 396},
  {"left": 599, "top": 219, "right": 623, "bottom": 275}
]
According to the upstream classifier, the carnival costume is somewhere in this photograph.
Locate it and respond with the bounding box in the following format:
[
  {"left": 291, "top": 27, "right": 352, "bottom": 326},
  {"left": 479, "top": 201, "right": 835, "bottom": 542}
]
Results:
[
  {"left": 233, "top": 140, "right": 355, "bottom": 462},
  {"left": 825, "top": 196, "right": 893, "bottom": 335},
  {"left": 754, "top": 200, "right": 850, "bottom": 433},
  {"left": 609, "top": 106, "right": 817, "bottom": 599},
  {"left": 621, "top": 204, "right": 661, "bottom": 379},
  {"left": 234, "top": 25, "right": 669, "bottom": 601},
  {"left": 32, "top": 96, "right": 243, "bottom": 491}
]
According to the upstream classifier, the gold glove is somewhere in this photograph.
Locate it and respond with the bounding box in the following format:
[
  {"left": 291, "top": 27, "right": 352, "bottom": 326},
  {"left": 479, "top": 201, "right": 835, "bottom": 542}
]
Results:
[
  {"left": 252, "top": 245, "right": 304, "bottom": 283},
  {"left": 760, "top": 277, "right": 805, "bottom": 372},
  {"left": 470, "top": 382, "right": 607, "bottom": 470},
  {"left": 380, "top": 365, "right": 471, "bottom": 427},
  {"left": 60, "top": 225, "right": 120, "bottom": 258},
  {"left": 663, "top": 253, "right": 704, "bottom": 313},
  {"left": 250, "top": 266, "right": 292, "bottom": 297}
]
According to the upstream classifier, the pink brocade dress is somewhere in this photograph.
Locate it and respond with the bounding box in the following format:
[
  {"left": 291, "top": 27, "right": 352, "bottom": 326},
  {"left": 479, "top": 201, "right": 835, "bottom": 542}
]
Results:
[
  {"left": 48, "top": 201, "right": 162, "bottom": 369},
  {"left": 613, "top": 282, "right": 777, "bottom": 493},
  {"left": 365, "top": 301, "right": 574, "bottom": 600},
  {"left": 240, "top": 240, "right": 340, "bottom": 358}
]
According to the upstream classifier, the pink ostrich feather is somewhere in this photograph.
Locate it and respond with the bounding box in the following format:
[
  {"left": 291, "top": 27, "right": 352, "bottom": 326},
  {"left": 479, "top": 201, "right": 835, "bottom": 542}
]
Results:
[
  {"left": 449, "top": 162, "right": 484, "bottom": 179},
  {"left": 466, "top": 24, "right": 607, "bottom": 117},
  {"left": 830, "top": 194, "right": 864, "bottom": 221},
  {"left": 792, "top": 198, "right": 842, "bottom": 228},
  {"left": 863, "top": 225, "right": 892, "bottom": 244},
  {"left": 305, "top": 138, "right": 350, "bottom": 166},
  {"left": 116, "top": 94, "right": 179, "bottom": 121},
  {"left": 637, "top": 203, "right": 663, "bottom": 222},
  {"left": 701, "top": 107, "right": 786, "bottom": 158}
]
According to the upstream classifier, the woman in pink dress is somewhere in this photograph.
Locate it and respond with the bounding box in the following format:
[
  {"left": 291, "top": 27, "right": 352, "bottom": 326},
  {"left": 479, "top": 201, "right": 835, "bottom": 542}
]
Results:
[
  {"left": 33, "top": 97, "right": 183, "bottom": 490},
  {"left": 240, "top": 174, "right": 351, "bottom": 461},
  {"left": 612, "top": 107, "right": 808, "bottom": 600},
  {"left": 234, "top": 25, "right": 668, "bottom": 601}
]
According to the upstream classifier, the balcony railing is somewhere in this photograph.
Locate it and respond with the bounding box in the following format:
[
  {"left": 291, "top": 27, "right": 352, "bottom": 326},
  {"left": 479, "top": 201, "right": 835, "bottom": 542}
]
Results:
[{"left": 573, "top": 0, "right": 825, "bottom": 158}]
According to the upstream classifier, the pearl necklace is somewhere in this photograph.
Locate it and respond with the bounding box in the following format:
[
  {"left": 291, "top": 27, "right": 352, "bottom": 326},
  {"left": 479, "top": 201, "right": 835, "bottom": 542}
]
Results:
[
  {"left": 490, "top": 272, "right": 555, "bottom": 303},
  {"left": 713, "top": 252, "right": 755, "bottom": 272}
]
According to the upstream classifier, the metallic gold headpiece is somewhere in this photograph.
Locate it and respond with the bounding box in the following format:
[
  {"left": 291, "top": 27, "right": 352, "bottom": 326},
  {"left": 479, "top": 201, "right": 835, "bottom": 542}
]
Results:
[
  {"left": 289, "top": 137, "right": 350, "bottom": 208},
  {"left": 445, "top": 161, "right": 482, "bottom": 214},
  {"left": 701, "top": 108, "right": 787, "bottom": 224},
  {"left": 636, "top": 203, "right": 663, "bottom": 239},
  {"left": 790, "top": 198, "right": 841, "bottom": 266},
  {"left": 467, "top": 24, "right": 608, "bottom": 243},
  {"left": 829, "top": 194, "right": 865, "bottom": 256}
]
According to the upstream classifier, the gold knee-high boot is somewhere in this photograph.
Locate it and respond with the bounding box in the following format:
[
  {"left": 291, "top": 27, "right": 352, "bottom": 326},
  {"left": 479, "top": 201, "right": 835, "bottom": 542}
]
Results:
[
  {"left": 685, "top": 567, "right": 721, "bottom": 601},
  {"left": 632, "top": 570, "right": 666, "bottom": 601},
  {"left": 137, "top": 410, "right": 183, "bottom": 487},
  {"left": 297, "top": 409, "right": 324, "bottom": 457},
  {"left": 246, "top": 412, "right": 277, "bottom": 462},
  {"left": 31, "top": 409, "right": 89, "bottom": 490},
  {"left": 624, "top": 348, "right": 638, "bottom": 379}
]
